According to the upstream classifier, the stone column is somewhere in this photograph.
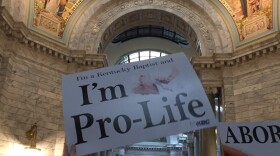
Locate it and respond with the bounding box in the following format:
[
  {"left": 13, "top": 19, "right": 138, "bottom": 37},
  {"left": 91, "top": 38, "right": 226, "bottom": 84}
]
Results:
[
  {"left": 199, "top": 87, "right": 217, "bottom": 156},
  {"left": 194, "top": 131, "right": 199, "bottom": 156},
  {"left": 215, "top": 97, "right": 222, "bottom": 156},
  {"left": 167, "top": 135, "right": 178, "bottom": 156},
  {"left": 187, "top": 131, "right": 194, "bottom": 156}
]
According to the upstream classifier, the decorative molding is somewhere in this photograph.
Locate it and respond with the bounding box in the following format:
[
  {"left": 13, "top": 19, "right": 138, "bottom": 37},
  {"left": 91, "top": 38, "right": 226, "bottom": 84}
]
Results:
[
  {"left": 37, "top": 12, "right": 63, "bottom": 36},
  {"left": 242, "top": 15, "right": 269, "bottom": 38},
  {"left": 99, "top": 10, "right": 198, "bottom": 54},
  {"left": 0, "top": 7, "right": 107, "bottom": 67},
  {"left": 191, "top": 36, "right": 280, "bottom": 69},
  {"left": 71, "top": 0, "right": 228, "bottom": 56}
]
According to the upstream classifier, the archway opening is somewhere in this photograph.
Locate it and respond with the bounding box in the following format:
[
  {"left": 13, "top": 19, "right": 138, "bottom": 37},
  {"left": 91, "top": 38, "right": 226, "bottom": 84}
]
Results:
[{"left": 98, "top": 9, "right": 202, "bottom": 58}]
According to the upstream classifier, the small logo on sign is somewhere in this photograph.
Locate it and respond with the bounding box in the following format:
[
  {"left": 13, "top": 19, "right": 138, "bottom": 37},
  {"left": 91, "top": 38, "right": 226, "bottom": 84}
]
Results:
[{"left": 196, "top": 119, "right": 210, "bottom": 127}]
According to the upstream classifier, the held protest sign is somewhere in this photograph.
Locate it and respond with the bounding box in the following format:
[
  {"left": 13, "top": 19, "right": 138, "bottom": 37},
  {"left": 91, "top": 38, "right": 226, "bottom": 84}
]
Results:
[
  {"left": 62, "top": 53, "right": 217, "bottom": 156},
  {"left": 218, "top": 121, "right": 280, "bottom": 156}
]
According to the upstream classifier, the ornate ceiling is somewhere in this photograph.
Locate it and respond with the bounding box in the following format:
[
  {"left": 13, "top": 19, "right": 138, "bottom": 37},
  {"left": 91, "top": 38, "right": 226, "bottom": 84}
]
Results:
[
  {"left": 32, "top": 0, "right": 84, "bottom": 38},
  {"left": 1, "top": 0, "right": 278, "bottom": 55},
  {"left": 219, "top": 0, "right": 273, "bottom": 40}
]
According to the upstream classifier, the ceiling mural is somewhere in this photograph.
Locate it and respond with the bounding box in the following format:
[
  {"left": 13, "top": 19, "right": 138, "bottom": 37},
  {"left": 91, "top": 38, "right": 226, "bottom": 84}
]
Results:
[
  {"left": 33, "top": 0, "right": 84, "bottom": 38},
  {"left": 219, "top": 0, "right": 273, "bottom": 40}
]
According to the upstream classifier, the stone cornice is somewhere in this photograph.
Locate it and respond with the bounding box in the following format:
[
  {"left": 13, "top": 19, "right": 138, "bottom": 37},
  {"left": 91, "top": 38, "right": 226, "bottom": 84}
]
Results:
[
  {"left": 191, "top": 37, "right": 280, "bottom": 69},
  {"left": 0, "top": 7, "right": 107, "bottom": 67}
]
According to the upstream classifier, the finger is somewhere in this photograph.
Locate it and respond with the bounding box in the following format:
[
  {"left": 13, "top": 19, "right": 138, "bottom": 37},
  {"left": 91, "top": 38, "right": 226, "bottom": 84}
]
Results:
[
  {"left": 62, "top": 143, "right": 69, "bottom": 156},
  {"left": 70, "top": 145, "right": 76, "bottom": 156}
]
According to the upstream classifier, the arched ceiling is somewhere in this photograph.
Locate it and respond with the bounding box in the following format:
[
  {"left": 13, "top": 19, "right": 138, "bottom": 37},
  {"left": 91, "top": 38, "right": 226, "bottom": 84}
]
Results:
[{"left": 1, "top": 0, "right": 277, "bottom": 55}]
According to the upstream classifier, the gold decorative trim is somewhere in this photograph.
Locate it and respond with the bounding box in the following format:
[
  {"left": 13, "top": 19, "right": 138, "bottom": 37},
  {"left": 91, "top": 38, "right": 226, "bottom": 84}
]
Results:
[{"left": 0, "top": 7, "right": 107, "bottom": 67}]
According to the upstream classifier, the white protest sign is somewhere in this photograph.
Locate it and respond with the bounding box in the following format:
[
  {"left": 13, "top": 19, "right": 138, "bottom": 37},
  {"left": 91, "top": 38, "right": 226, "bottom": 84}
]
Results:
[
  {"left": 218, "top": 121, "right": 280, "bottom": 156},
  {"left": 62, "top": 53, "right": 217, "bottom": 156}
]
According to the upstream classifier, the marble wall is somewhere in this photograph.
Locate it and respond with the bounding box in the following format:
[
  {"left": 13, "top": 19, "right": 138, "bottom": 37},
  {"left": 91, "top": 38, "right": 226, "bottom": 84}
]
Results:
[
  {"left": 231, "top": 52, "right": 280, "bottom": 121},
  {"left": 193, "top": 49, "right": 280, "bottom": 122},
  {"left": 0, "top": 26, "right": 87, "bottom": 155}
]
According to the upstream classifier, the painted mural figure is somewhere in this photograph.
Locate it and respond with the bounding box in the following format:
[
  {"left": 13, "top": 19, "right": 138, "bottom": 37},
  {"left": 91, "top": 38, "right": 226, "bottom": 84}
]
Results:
[
  {"left": 57, "top": 0, "right": 68, "bottom": 16},
  {"left": 223, "top": 0, "right": 272, "bottom": 40},
  {"left": 45, "top": 0, "right": 60, "bottom": 14},
  {"left": 240, "top": 0, "right": 262, "bottom": 17},
  {"left": 45, "top": 0, "right": 79, "bottom": 16},
  {"left": 44, "top": 0, "right": 67, "bottom": 16},
  {"left": 34, "top": 0, "right": 82, "bottom": 37},
  {"left": 240, "top": 0, "right": 248, "bottom": 18},
  {"left": 248, "top": 0, "right": 261, "bottom": 14}
]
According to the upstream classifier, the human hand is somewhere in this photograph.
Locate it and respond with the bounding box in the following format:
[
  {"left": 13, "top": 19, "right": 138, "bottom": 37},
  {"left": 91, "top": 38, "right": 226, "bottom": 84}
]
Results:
[
  {"left": 63, "top": 144, "right": 76, "bottom": 156},
  {"left": 223, "top": 144, "right": 248, "bottom": 156}
]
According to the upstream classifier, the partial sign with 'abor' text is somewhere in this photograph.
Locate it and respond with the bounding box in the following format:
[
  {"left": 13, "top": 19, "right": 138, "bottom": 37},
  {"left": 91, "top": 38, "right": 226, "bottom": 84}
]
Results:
[{"left": 218, "top": 121, "right": 280, "bottom": 156}]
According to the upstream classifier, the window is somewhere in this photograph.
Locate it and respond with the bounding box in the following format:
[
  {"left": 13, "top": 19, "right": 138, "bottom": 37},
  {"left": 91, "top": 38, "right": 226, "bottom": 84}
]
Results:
[
  {"left": 112, "top": 25, "right": 188, "bottom": 45},
  {"left": 117, "top": 50, "right": 168, "bottom": 64}
]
